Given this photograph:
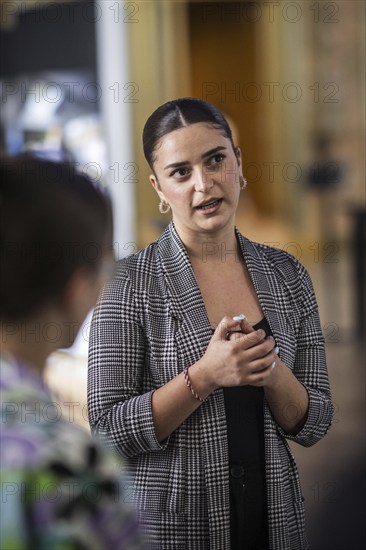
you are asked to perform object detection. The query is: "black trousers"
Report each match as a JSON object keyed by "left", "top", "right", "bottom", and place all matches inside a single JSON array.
[{"left": 229, "top": 463, "right": 269, "bottom": 550}]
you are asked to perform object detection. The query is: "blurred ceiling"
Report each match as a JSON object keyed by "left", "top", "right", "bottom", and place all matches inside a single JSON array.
[
  {"left": 0, "top": 0, "right": 96, "bottom": 76},
  {"left": 0, "top": 0, "right": 76, "bottom": 29}
]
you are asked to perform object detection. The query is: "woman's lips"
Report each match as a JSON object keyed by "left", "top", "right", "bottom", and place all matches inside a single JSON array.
[{"left": 195, "top": 198, "right": 223, "bottom": 214}]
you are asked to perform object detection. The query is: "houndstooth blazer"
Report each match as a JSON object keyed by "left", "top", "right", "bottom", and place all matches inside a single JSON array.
[{"left": 88, "top": 221, "right": 333, "bottom": 550}]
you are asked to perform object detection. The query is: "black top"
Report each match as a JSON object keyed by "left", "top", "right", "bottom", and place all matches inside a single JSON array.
[{"left": 223, "top": 317, "right": 273, "bottom": 465}]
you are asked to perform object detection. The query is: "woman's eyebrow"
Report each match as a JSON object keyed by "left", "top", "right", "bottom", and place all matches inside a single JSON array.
[
  {"left": 164, "top": 146, "right": 227, "bottom": 170},
  {"left": 201, "top": 145, "right": 227, "bottom": 159},
  {"left": 164, "top": 160, "right": 189, "bottom": 170}
]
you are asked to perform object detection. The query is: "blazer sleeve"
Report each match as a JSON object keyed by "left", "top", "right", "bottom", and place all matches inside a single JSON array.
[
  {"left": 277, "top": 261, "right": 334, "bottom": 447},
  {"left": 87, "top": 267, "right": 170, "bottom": 458}
]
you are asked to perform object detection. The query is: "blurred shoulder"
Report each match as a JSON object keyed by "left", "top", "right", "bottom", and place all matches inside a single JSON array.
[{"left": 1, "top": 393, "right": 117, "bottom": 474}]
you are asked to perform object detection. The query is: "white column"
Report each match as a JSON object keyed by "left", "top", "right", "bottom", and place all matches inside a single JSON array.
[
  {"left": 60, "top": 2, "right": 135, "bottom": 359},
  {"left": 95, "top": 0, "right": 135, "bottom": 257}
]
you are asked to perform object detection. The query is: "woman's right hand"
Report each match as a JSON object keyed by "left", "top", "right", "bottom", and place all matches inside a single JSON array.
[
  {"left": 193, "top": 316, "right": 277, "bottom": 393},
  {"left": 151, "top": 316, "right": 277, "bottom": 443}
]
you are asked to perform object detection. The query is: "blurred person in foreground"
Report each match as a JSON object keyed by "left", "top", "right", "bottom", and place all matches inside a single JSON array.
[
  {"left": 0, "top": 156, "right": 143, "bottom": 549},
  {"left": 88, "top": 98, "right": 333, "bottom": 550}
]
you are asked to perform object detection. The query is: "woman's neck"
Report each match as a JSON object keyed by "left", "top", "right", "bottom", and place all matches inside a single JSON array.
[{"left": 175, "top": 221, "right": 240, "bottom": 264}]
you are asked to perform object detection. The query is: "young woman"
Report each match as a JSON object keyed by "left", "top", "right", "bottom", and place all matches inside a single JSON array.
[
  {"left": 88, "top": 98, "right": 333, "bottom": 550},
  {"left": 0, "top": 156, "right": 142, "bottom": 549}
]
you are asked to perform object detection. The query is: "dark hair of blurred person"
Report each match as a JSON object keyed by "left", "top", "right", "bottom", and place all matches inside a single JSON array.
[
  {"left": 0, "top": 155, "right": 143, "bottom": 549},
  {"left": 1, "top": 155, "right": 113, "bottom": 321}
]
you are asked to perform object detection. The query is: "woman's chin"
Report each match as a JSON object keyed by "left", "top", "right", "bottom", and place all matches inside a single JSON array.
[{"left": 194, "top": 211, "right": 233, "bottom": 233}]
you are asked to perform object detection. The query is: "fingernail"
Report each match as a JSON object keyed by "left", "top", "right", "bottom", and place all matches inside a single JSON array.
[
  {"left": 271, "top": 361, "right": 276, "bottom": 369},
  {"left": 275, "top": 346, "right": 279, "bottom": 354},
  {"left": 233, "top": 314, "right": 246, "bottom": 321}
]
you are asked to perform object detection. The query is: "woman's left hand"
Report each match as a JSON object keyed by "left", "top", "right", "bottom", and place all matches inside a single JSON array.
[{"left": 227, "top": 318, "right": 279, "bottom": 388}]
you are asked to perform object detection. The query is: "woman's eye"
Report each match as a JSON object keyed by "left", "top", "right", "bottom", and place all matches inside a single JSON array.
[
  {"left": 170, "top": 167, "right": 190, "bottom": 178},
  {"left": 206, "top": 154, "right": 226, "bottom": 170}
]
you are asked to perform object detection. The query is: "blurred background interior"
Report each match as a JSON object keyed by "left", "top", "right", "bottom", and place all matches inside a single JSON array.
[{"left": 1, "top": 1, "right": 365, "bottom": 548}]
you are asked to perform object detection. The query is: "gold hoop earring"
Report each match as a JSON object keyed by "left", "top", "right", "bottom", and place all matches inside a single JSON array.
[
  {"left": 159, "top": 199, "right": 171, "bottom": 214},
  {"left": 240, "top": 176, "right": 247, "bottom": 190}
]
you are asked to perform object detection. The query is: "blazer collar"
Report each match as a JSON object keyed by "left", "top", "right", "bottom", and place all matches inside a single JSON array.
[
  {"left": 156, "top": 222, "right": 213, "bottom": 365},
  {"left": 157, "top": 222, "right": 207, "bottom": 323},
  {"left": 235, "top": 228, "right": 285, "bottom": 344},
  {"left": 157, "top": 222, "right": 284, "bottom": 343}
]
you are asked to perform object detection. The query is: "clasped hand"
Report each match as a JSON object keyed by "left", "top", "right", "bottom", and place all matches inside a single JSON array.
[{"left": 200, "top": 315, "right": 279, "bottom": 391}]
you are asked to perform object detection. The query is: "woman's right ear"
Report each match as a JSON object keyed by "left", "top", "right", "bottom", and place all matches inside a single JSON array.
[
  {"left": 150, "top": 174, "right": 166, "bottom": 203},
  {"left": 235, "top": 146, "right": 242, "bottom": 167},
  {"left": 149, "top": 173, "right": 159, "bottom": 192}
]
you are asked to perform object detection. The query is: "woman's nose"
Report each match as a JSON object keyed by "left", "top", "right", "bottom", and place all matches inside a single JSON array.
[{"left": 193, "top": 169, "right": 214, "bottom": 192}]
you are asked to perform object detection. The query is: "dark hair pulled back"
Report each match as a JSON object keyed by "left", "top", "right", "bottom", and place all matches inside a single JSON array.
[{"left": 142, "top": 98, "right": 236, "bottom": 170}]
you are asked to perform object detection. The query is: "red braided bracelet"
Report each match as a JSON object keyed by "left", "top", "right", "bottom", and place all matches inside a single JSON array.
[{"left": 183, "top": 367, "right": 207, "bottom": 403}]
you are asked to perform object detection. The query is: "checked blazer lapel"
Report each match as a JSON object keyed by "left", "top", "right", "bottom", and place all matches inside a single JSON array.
[
  {"left": 156, "top": 222, "right": 214, "bottom": 366},
  {"left": 236, "top": 229, "right": 289, "bottom": 361}
]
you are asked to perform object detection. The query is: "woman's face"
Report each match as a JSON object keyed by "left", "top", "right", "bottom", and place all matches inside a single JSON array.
[{"left": 150, "top": 122, "right": 243, "bottom": 237}]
